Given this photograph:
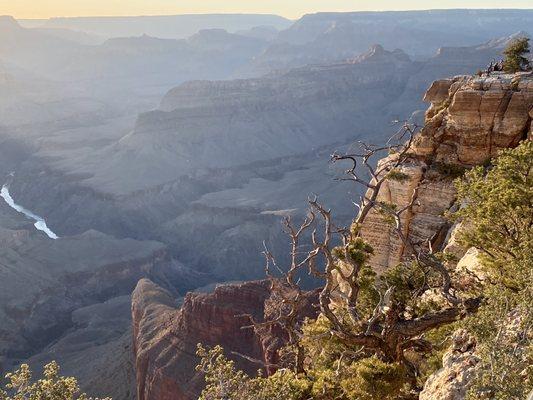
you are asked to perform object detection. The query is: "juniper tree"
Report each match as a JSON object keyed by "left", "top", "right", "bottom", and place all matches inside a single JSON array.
[
  {"left": 456, "top": 141, "right": 533, "bottom": 400},
  {"left": 198, "top": 123, "right": 485, "bottom": 399},
  {"left": 503, "top": 37, "right": 531, "bottom": 73}
]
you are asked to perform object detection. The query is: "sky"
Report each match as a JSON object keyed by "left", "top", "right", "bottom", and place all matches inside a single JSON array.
[{"left": 1, "top": 0, "right": 533, "bottom": 20}]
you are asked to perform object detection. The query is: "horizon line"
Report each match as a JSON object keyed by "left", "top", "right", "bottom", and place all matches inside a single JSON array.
[{"left": 9, "top": 7, "right": 533, "bottom": 21}]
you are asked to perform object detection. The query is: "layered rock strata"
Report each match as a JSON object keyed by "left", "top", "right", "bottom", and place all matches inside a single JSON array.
[
  {"left": 360, "top": 72, "right": 533, "bottom": 272},
  {"left": 132, "top": 279, "right": 318, "bottom": 400}
]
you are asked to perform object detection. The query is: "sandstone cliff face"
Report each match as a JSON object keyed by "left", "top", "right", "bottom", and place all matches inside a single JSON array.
[
  {"left": 361, "top": 72, "right": 533, "bottom": 272},
  {"left": 415, "top": 72, "right": 533, "bottom": 165}
]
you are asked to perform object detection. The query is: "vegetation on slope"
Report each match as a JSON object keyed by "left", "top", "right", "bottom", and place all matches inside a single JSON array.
[
  {"left": 456, "top": 141, "right": 533, "bottom": 399},
  {"left": 197, "top": 138, "right": 532, "bottom": 399},
  {"left": 0, "top": 362, "right": 109, "bottom": 400},
  {"left": 503, "top": 37, "right": 531, "bottom": 73}
]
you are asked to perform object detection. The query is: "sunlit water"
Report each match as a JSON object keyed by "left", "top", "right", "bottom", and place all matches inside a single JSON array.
[{"left": 0, "top": 184, "right": 59, "bottom": 239}]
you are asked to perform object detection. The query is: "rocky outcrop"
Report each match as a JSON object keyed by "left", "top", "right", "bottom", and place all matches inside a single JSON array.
[
  {"left": 420, "top": 329, "right": 480, "bottom": 400},
  {"left": 132, "top": 280, "right": 270, "bottom": 400},
  {"left": 361, "top": 72, "right": 533, "bottom": 271},
  {"left": 132, "top": 279, "right": 319, "bottom": 400},
  {"left": 359, "top": 159, "right": 457, "bottom": 272},
  {"left": 415, "top": 72, "right": 533, "bottom": 165}
]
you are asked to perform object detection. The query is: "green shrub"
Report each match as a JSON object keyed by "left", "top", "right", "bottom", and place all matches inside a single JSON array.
[
  {"left": 0, "top": 362, "right": 108, "bottom": 400},
  {"left": 340, "top": 357, "right": 407, "bottom": 400},
  {"left": 455, "top": 140, "right": 533, "bottom": 399},
  {"left": 455, "top": 141, "right": 532, "bottom": 289},
  {"left": 386, "top": 169, "right": 411, "bottom": 183},
  {"left": 433, "top": 161, "right": 467, "bottom": 179},
  {"left": 196, "top": 345, "right": 310, "bottom": 400},
  {"left": 503, "top": 37, "right": 531, "bottom": 73}
]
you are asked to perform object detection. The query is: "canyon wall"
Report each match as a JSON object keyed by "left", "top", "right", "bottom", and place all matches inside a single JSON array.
[
  {"left": 131, "top": 72, "right": 532, "bottom": 399},
  {"left": 132, "top": 279, "right": 319, "bottom": 400},
  {"left": 132, "top": 280, "right": 269, "bottom": 400},
  {"left": 360, "top": 72, "right": 533, "bottom": 272}
]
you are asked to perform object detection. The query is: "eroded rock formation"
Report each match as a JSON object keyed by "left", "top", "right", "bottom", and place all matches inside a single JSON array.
[
  {"left": 361, "top": 72, "right": 533, "bottom": 272},
  {"left": 132, "top": 279, "right": 318, "bottom": 400},
  {"left": 131, "top": 73, "right": 532, "bottom": 400},
  {"left": 132, "top": 279, "right": 269, "bottom": 400}
]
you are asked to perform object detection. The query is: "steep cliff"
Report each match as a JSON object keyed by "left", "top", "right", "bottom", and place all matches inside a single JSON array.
[
  {"left": 132, "top": 280, "right": 270, "bottom": 400},
  {"left": 132, "top": 279, "right": 319, "bottom": 400},
  {"left": 131, "top": 72, "right": 532, "bottom": 400},
  {"left": 360, "top": 72, "right": 533, "bottom": 272}
]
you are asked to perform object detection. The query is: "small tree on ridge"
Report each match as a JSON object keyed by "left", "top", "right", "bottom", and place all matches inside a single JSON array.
[{"left": 503, "top": 37, "right": 531, "bottom": 73}]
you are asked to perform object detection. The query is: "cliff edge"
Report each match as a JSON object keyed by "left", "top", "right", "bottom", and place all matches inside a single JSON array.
[{"left": 360, "top": 72, "right": 532, "bottom": 272}]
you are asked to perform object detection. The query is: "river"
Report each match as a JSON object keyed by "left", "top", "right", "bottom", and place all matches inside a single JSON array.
[{"left": 0, "top": 184, "right": 59, "bottom": 239}]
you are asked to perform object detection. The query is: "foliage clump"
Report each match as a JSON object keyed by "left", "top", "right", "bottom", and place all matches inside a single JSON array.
[
  {"left": 386, "top": 168, "right": 411, "bottom": 183},
  {"left": 455, "top": 140, "right": 533, "bottom": 400},
  {"left": 503, "top": 37, "right": 531, "bottom": 73},
  {"left": 455, "top": 140, "right": 532, "bottom": 289},
  {"left": 196, "top": 345, "right": 310, "bottom": 400},
  {"left": 432, "top": 162, "right": 467, "bottom": 179},
  {"left": 0, "top": 362, "right": 109, "bottom": 400},
  {"left": 196, "top": 342, "right": 410, "bottom": 400}
]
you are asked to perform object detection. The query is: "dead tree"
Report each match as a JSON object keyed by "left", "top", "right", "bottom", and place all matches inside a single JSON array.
[{"left": 244, "top": 122, "right": 481, "bottom": 379}]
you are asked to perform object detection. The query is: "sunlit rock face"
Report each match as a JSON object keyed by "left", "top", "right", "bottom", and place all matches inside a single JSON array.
[
  {"left": 415, "top": 72, "right": 533, "bottom": 165},
  {"left": 132, "top": 280, "right": 270, "bottom": 400},
  {"left": 419, "top": 329, "right": 480, "bottom": 400},
  {"left": 360, "top": 73, "right": 533, "bottom": 272}
]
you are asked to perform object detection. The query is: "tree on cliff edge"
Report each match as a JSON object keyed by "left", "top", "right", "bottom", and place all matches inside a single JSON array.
[
  {"left": 456, "top": 141, "right": 533, "bottom": 400},
  {"left": 197, "top": 123, "right": 486, "bottom": 399},
  {"left": 503, "top": 37, "right": 531, "bottom": 73},
  {"left": 198, "top": 139, "right": 532, "bottom": 400}
]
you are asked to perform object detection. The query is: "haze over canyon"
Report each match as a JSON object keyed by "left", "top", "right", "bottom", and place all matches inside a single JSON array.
[{"left": 0, "top": 8, "right": 532, "bottom": 400}]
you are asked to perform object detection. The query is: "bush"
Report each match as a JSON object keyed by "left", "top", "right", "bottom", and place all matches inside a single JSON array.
[
  {"left": 455, "top": 140, "right": 533, "bottom": 399},
  {"left": 433, "top": 161, "right": 467, "bottom": 179},
  {"left": 455, "top": 140, "right": 532, "bottom": 289},
  {"left": 386, "top": 169, "right": 411, "bottom": 182},
  {"left": 340, "top": 357, "right": 407, "bottom": 400},
  {"left": 503, "top": 37, "right": 531, "bottom": 73},
  {"left": 0, "top": 362, "right": 109, "bottom": 400},
  {"left": 196, "top": 345, "right": 310, "bottom": 400}
]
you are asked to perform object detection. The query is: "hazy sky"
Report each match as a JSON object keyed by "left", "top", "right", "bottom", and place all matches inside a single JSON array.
[{"left": 1, "top": 0, "right": 532, "bottom": 19}]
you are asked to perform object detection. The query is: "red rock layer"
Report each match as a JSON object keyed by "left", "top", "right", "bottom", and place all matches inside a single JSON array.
[
  {"left": 132, "top": 279, "right": 319, "bottom": 400},
  {"left": 132, "top": 279, "right": 271, "bottom": 400}
]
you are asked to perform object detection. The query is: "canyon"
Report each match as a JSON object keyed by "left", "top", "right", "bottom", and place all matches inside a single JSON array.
[
  {"left": 131, "top": 72, "right": 533, "bottom": 399},
  {"left": 0, "top": 9, "right": 532, "bottom": 400}
]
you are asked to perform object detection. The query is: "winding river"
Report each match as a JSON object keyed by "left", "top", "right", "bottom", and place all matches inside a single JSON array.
[{"left": 0, "top": 184, "right": 59, "bottom": 239}]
